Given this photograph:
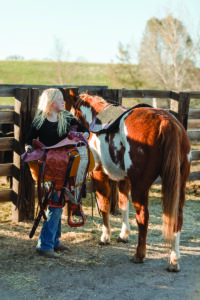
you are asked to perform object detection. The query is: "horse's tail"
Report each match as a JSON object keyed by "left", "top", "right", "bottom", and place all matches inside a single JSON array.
[{"left": 160, "top": 117, "right": 183, "bottom": 241}]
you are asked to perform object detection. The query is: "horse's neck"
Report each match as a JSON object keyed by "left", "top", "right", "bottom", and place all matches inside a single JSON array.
[
  {"left": 92, "top": 101, "right": 110, "bottom": 114},
  {"left": 79, "top": 97, "right": 110, "bottom": 127},
  {"left": 85, "top": 101, "right": 110, "bottom": 132}
]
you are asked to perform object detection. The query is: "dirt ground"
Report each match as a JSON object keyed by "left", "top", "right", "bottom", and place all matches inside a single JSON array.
[{"left": 0, "top": 178, "right": 200, "bottom": 300}]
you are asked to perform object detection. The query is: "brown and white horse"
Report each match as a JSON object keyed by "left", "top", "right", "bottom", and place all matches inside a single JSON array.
[{"left": 69, "top": 92, "right": 191, "bottom": 271}]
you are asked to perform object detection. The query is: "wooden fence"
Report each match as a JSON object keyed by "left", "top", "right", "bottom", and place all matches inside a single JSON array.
[{"left": 0, "top": 84, "right": 200, "bottom": 222}]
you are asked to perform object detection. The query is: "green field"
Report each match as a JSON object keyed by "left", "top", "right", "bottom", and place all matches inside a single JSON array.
[
  {"left": 0, "top": 60, "right": 112, "bottom": 86},
  {"left": 0, "top": 60, "right": 199, "bottom": 108},
  {"left": 0, "top": 60, "right": 144, "bottom": 107},
  {"left": 0, "top": 60, "right": 115, "bottom": 106}
]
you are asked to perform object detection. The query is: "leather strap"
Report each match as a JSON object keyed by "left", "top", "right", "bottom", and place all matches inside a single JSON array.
[
  {"left": 29, "top": 182, "right": 55, "bottom": 238},
  {"left": 58, "top": 154, "right": 75, "bottom": 205},
  {"left": 37, "top": 160, "right": 48, "bottom": 220},
  {"left": 75, "top": 145, "right": 91, "bottom": 204}
]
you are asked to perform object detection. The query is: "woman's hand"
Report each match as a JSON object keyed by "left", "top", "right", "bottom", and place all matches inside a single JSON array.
[
  {"left": 82, "top": 132, "right": 90, "bottom": 139},
  {"left": 25, "top": 145, "right": 33, "bottom": 152}
]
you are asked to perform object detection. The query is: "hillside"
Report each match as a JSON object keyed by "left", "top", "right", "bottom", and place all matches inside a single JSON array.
[
  {"left": 0, "top": 60, "right": 199, "bottom": 108},
  {"left": 0, "top": 60, "right": 146, "bottom": 108},
  {"left": 0, "top": 60, "right": 112, "bottom": 87}
]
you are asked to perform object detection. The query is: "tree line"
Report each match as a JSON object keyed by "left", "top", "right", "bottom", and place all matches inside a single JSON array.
[
  {"left": 4, "top": 14, "right": 200, "bottom": 97},
  {"left": 109, "top": 14, "right": 200, "bottom": 93}
]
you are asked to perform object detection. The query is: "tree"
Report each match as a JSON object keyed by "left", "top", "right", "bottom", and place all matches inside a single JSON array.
[
  {"left": 51, "top": 38, "right": 90, "bottom": 86},
  {"left": 138, "top": 14, "right": 200, "bottom": 92},
  {"left": 108, "top": 42, "right": 144, "bottom": 89},
  {"left": 6, "top": 55, "right": 24, "bottom": 60},
  {"left": 52, "top": 37, "right": 70, "bottom": 85},
  {"left": 113, "top": 14, "right": 200, "bottom": 93}
]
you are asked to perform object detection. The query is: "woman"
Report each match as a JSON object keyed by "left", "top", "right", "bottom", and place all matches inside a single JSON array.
[{"left": 25, "top": 88, "right": 89, "bottom": 259}]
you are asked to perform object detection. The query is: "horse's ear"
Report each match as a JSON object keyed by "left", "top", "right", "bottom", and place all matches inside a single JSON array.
[
  {"left": 62, "top": 88, "right": 78, "bottom": 111},
  {"left": 85, "top": 90, "right": 90, "bottom": 95},
  {"left": 69, "top": 88, "right": 79, "bottom": 99}
]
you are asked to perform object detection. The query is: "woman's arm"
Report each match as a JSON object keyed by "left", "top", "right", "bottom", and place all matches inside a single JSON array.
[
  {"left": 70, "top": 118, "right": 90, "bottom": 134},
  {"left": 25, "top": 123, "right": 39, "bottom": 147}
]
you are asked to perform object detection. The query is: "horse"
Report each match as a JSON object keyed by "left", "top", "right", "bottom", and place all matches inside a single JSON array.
[{"left": 67, "top": 92, "right": 191, "bottom": 272}]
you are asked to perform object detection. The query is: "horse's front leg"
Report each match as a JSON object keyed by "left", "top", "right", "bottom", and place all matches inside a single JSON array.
[
  {"left": 100, "top": 211, "right": 111, "bottom": 245},
  {"left": 91, "top": 168, "right": 111, "bottom": 245},
  {"left": 117, "top": 180, "right": 130, "bottom": 243}
]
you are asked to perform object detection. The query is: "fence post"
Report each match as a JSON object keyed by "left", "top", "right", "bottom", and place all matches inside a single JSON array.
[
  {"left": 102, "top": 89, "right": 122, "bottom": 105},
  {"left": 170, "top": 92, "right": 190, "bottom": 130},
  {"left": 177, "top": 92, "right": 190, "bottom": 130},
  {"left": 12, "top": 88, "right": 39, "bottom": 221},
  {"left": 152, "top": 98, "right": 157, "bottom": 108}
]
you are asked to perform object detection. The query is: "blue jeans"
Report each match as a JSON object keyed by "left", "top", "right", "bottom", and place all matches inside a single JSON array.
[{"left": 36, "top": 191, "right": 63, "bottom": 252}]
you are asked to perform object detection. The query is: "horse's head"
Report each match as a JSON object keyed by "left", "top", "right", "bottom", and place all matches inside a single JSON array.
[
  {"left": 62, "top": 89, "right": 109, "bottom": 129},
  {"left": 72, "top": 93, "right": 108, "bottom": 129},
  {"left": 62, "top": 88, "right": 79, "bottom": 113}
]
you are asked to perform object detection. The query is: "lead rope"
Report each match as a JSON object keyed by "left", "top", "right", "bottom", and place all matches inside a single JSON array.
[{"left": 90, "top": 171, "right": 102, "bottom": 217}]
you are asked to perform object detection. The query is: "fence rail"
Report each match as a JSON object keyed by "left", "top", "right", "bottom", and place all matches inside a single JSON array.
[
  {"left": 0, "top": 85, "right": 200, "bottom": 222},
  {"left": 0, "top": 84, "right": 108, "bottom": 97}
]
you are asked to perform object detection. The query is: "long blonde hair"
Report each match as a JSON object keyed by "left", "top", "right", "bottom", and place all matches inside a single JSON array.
[{"left": 33, "top": 88, "right": 73, "bottom": 136}]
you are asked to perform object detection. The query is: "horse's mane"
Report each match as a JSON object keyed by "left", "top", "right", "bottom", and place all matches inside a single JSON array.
[{"left": 78, "top": 93, "right": 108, "bottom": 114}]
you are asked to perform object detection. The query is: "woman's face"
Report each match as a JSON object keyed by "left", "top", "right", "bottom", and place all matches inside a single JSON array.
[{"left": 52, "top": 94, "right": 65, "bottom": 112}]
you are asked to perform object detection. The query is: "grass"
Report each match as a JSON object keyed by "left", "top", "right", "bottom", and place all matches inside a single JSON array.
[
  {"left": 0, "top": 60, "right": 112, "bottom": 106},
  {"left": 0, "top": 60, "right": 111, "bottom": 86},
  {"left": 1, "top": 60, "right": 200, "bottom": 108}
]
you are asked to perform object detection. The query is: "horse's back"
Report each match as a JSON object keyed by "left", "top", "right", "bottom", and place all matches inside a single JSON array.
[
  {"left": 120, "top": 107, "right": 190, "bottom": 182},
  {"left": 123, "top": 107, "right": 190, "bottom": 148}
]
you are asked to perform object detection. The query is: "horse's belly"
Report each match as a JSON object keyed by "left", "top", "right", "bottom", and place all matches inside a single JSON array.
[{"left": 102, "top": 160, "right": 127, "bottom": 180}]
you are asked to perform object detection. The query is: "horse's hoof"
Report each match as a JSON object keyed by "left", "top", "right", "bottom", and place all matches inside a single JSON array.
[
  {"left": 117, "top": 236, "right": 128, "bottom": 243},
  {"left": 130, "top": 255, "right": 144, "bottom": 264},
  {"left": 168, "top": 263, "right": 180, "bottom": 272},
  {"left": 98, "top": 241, "right": 110, "bottom": 246}
]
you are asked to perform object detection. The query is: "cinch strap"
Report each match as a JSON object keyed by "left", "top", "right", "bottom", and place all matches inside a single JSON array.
[{"left": 74, "top": 145, "right": 89, "bottom": 203}]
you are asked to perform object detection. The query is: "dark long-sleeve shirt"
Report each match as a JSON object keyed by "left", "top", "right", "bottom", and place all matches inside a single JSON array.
[{"left": 25, "top": 117, "right": 89, "bottom": 147}]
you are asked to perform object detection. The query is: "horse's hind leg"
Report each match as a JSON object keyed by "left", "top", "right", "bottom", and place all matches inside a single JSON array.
[
  {"left": 117, "top": 179, "right": 130, "bottom": 243},
  {"left": 168, "top": 157, "right": 191, "bottom": 272},
  {"left": 91, "top": 168, "right": 111, "bottom": 244},
  {"left": 168, "top": 181, "right": 186, "bottom": 272},
  {"left": 130, "top": 185, "right": 150, "bottom": 263}
]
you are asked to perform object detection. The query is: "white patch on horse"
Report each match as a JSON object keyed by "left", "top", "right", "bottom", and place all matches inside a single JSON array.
[
  {"left": 169, "top": 231, "right": 181, "bottom": 272},
  {"left": 101, "top": 224, "right": 111, "bottom": 243},
  {"left": 89, "top": 109, "right": 133, "bottom": 179},
  {"left": 89, "top": 134, "right": 102, "bottom": 167},
  {"left": 101, "top": 133, "right": 127, "bottom": 180},
  {"left": 119, "top": 201, "right": 130, "bottom": 241},
  {"left": 80, "top": 106, "right": 93, "bottom": 125},
  {"left": 89, "top": 131, "right": 126, "bottom": 179},
  {"left": 122, "top": 123, "right": 132, "bottom": 172},
  {"left": 187, "top": 151, "right": 192, "bottom": 163}
]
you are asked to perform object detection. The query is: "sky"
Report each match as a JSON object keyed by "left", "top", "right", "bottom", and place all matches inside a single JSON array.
[{"left": 0, "top": 0, "right": 199, "bottom": 63}]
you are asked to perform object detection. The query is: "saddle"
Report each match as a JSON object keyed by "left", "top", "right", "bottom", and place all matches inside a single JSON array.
[
  {"left": 21, "top": 132, "right": 95, "bottom": 230},
  {"left": 89, "top": 103, "right": 152, "bottom": 133}
]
